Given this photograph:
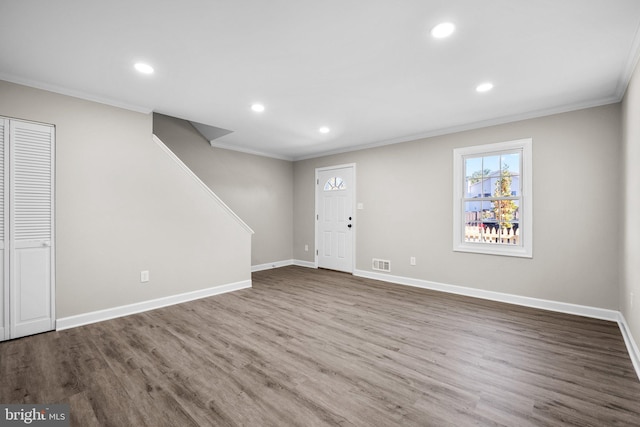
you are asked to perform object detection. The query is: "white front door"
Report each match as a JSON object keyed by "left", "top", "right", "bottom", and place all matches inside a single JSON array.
[{"left": 316, "top": 165, "right": 355, "bottom": 273}]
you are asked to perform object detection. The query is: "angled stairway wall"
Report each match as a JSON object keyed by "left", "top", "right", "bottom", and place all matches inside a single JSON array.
[{"left": 153, "top": 113, "right": 294, "bottom": 268}]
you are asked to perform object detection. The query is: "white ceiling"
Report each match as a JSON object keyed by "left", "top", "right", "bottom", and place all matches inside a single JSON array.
[{"left": 1, "top": 0, "right": 640, "bottom": 160}]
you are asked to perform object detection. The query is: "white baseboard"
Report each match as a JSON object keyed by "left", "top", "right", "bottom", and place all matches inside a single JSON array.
[
  {"left": 617, "top": 313, "right": 640, "bottom": 381},
  {"left": 252, "top": 259, "right": 294, "bottom": 272},
  {"left": 293, "top": 259, "right": 316, "bottom": 268},
  {"left": 251, "top": 259, "right": 316, "bottom": 272},
  {"left": 353, "top": 269, "right": 619, "bottom": 321},
  {"left": 56, "top": 279, "right": 251, "bottom": 331}
]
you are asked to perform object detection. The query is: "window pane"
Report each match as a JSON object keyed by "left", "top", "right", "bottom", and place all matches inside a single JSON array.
[
  {"left": 498, "top": 199, "right": 520, "bottom": 245},
  {"left": 500, "top": 152, "right": 520, "bottom": 196},
  {"left": 507, "top": 175, "right": 520, "bottom": 196},
  {"left": 464, "top": 157, "right": 483, "bottom": 198},
  {"left": 502, "top": 152, "right": 520, "bottom": 175},
  {"left": 465, "top": 177, "right": 480, "bottom": 198},
  {"left": 482, "top": 200, "right": 495, "bottom": 224},
  {"left": 492, "top": 170, "right": 518, "bottom": 197},
  {"left": 463, "top": 201, "right": 483, "bottom": 242},
  {"left": 324, "top": 176, "right": 345, "bottom": 191},
  {"left": 492, "top": 198, "right": 518, "bottom": 228},
  {"left": 482, "top": 155, "right": 500, "bottom": 179},
  {"left": 465, "top": 157, "right": 482, "bottom": 178},
  {"left": 464, "top": 201, "right": 483, "bottom": 225}
]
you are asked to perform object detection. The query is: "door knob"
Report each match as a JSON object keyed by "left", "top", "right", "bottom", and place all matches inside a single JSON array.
[
  {"left": 348, "top": 217, "right": 352, "bottom": 220},
  {"left": 347, "top": 224, "right": 352, "bottom": 228}
]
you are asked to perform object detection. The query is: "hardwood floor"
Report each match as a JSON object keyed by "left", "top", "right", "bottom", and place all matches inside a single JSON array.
[{"left": 1, "top": 266, "right": 639, "bottom": 426}]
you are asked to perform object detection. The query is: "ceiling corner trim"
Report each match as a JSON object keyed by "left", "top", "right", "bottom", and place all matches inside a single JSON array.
[
  {"left": 0, "top": 73, "right": 154, "bottom": 114},
  {"left": 209, "top": 141, "right": 294, "bottom": 162},
  {"left": 616, "top": 19, "right": 640, "bottom": 100}
]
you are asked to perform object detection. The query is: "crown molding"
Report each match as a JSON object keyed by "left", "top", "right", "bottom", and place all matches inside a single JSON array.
[
  {"left": 293, "top": 95, "right": 621, "bottom": 161},
  {"left": 0, "top": 73, "right": 153, "bottom": 114},
  {"left": 209, "top": 140, "right": 294, "bottom": 161}
]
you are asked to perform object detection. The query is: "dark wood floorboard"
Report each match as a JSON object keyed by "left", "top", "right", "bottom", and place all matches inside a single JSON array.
[{"left": 1, "top": 266, "right": 639, "bottom": 426}]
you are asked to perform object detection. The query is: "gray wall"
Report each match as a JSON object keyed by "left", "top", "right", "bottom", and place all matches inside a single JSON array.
[
  {"left": 153, "top": 114, "right": 293, "bottom": 267},
  {"left": 0, "top": 77, "right": 629, "bottom": 326},
  {"left": 0, "top": 80, "right": 251, "bottom": 318},
  {"left": 622, "top": 59, "right": 640, "bottom": 347},
  {"left": 294, "top": 104, "right": 621, "bottom": 309}
]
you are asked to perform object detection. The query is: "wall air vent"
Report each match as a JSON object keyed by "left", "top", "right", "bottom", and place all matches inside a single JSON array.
[{"left": 372, "top": 258, "right": 391, "bottom": 272}]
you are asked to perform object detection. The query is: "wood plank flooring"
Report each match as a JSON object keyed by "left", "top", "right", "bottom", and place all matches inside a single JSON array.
[{"left": 1, "top": 266, "right": 639, "bottom": 426}]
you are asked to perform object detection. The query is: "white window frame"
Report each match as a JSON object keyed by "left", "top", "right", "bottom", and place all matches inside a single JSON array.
[{"left": 453, "top": 138, "right": 533, "bottom": 258}]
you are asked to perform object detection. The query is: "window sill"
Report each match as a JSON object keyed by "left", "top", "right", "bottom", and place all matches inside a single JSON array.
[{"left": 453, "top": 242, "right": 532, "bottom": 258}]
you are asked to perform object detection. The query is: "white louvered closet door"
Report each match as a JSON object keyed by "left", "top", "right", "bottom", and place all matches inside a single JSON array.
[
  {"left": 8, "top": 119, "right": 55, "bottom": 339},
  {"left": 0, "top": 119, "right": 7, "bottom": 341}
]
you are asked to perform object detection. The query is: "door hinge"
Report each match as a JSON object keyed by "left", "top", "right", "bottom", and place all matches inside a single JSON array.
[
  {"left": 316, "top": 249, "right": 318, "bottom": 255},
  {"left": 316, "top": 214, "right": 319, "bottom": 220},
  {"left": 317, "top": 178, "right": 319, "bottom": 185}
]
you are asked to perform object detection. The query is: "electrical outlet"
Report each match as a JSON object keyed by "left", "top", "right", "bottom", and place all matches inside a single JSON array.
[
  {"left": 410, "top": 257, "right": 416, "bottom": 266},
  {"left": 140, "top": 270, "right": 149, "bottom": 283}
]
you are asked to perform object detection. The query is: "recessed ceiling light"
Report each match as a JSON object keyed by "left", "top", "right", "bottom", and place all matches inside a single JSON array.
[
  {"left": 134, "top": 62, "right": 154, "bottom": 74},
  {"left": 476, "top": 82, "right": 494, "bottom": 93},
  {"left": 431, "top": 22, "right": 455, "bottom": 39},
  {"left": 251, "top": 103, "right": 265, "bottom": 113},
  {"left": 319, "top": 126, "right": 330, "bottom": 134}
]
